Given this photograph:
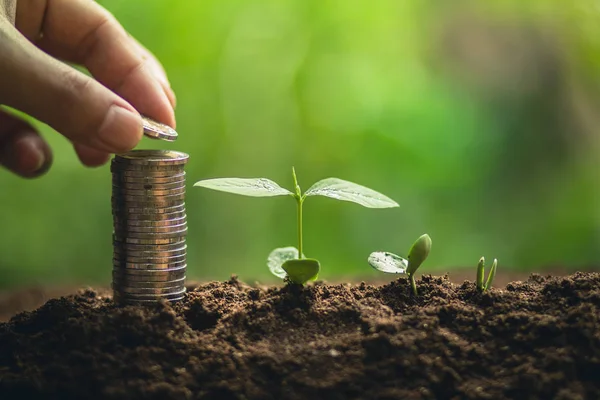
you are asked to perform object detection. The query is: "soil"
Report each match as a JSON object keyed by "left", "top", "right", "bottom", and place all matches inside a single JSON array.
[{"left": 0, "top": 272, "right": 599, "bottom": 400}]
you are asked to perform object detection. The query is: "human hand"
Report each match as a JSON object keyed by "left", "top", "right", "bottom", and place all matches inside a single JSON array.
[{"left": 0, "top": 0, "right": 176, "bottom": 178}]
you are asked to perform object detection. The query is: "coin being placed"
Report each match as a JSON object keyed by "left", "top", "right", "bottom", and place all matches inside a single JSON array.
[{"left": 142, "top": 116, "right": 178, "bottom": 141}]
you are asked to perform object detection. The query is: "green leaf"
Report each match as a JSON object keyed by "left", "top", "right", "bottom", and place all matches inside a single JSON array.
[
  {"left": 476, "top": 257, "right": 485, "bottom": 291},
  {"left": 194, "top": 178, "right": 293, "bottom": 197},
  {"left": 304, "top": 178, "right": 399, "bottom": 208},
  {"left": 485, "top": 258, "right": 497, "bottom": 291},
  {"left": 406, "top": 234, "right": 432, "bottom": 275},
  {"left": 368, "top": 252, "right": 408, "bottom": 274},
  {"left": 282, "top": 258, "right": 321, "bottom": 285},
  {"left": 267, "top": 247, "right": 303, "bottom": 279}
]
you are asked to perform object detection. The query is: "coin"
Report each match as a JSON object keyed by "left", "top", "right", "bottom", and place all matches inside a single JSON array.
[
  {"left": 113, "top": 246, "right": 186, "bottom": 258},
  {"left": 112, "top": 260, "right": 187, "bottom": 270},
  {"left": 112, "top": 173, "right": 186, "bottom": 184},
  {"left": 112, "top": 273, "right": 186, "bottom": 283},
  {"left": 113, "top": 288, "right": 186, "bottom": 300},
  {"left": 112, "top": 187, "right": 186, "bottom": 197},
  {"left": 113, "top": 253, "right": 186, "bottom": 263},
  {"left": 111, "top": 181, "right": 186, "bottom": 191},
  {"left": 112, "top": 204, "right": 186, "bottom": 214},
  {"left": 113, "top": 241, "right": 187, "bottom": 252},
  {"left": 114, "top": 150, "right": 188, "bottom": 166},
  {"left": 112, "top": 265, "right": 187, "bottom": 275},
  {"left": 112, "top": 283, "right": 185, "bottom": 295},
  {"left": 113, "top": 216, "right": 187, "bottom": 228},
  {"left": 111, "top": 169, "right": 185, "bottom": 178},
  {"left": 141, "top": 117, "right": 178, "bottom": 141},
  {"left": 113, "top": 221, "right": 187, "bottom": 233},
  {"left": 112, "top": 277, "right": 186, "bottom": 288}
]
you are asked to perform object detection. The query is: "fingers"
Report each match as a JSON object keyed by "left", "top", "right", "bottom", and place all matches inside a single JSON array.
[
  {"left": 0, "top": 109, "right": 52, "bottom": 178},
  {"left": 37, "top": 0, "right": 175, "bottom": 127},
  {"left": 0, "top": 22, "right": 143, "bottom": 153},
  {"left": 73, "top": 143, "right": 110, "bottom": 167}
]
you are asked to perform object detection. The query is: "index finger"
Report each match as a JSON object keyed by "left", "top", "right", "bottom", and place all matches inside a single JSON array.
[{"left": 36, "top": 0, "right": 175, "bottom": 127}]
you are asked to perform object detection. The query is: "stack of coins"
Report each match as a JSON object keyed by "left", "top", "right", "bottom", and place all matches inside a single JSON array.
[{"left": 111, "top": 149, "right": 189, "bottom": 305}]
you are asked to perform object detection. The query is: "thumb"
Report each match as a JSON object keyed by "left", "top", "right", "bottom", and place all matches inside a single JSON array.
[{"left": 0, "top": 22, "right": 142, "bottom": 154}]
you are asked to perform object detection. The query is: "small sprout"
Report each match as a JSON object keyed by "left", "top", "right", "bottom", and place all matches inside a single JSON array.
[
  {"left": 282, "top": 258, "right": 321, "bottom": 285},
  {"left": 406, "top": 234, "right": 432, "bottom": 296},
  {"left": 476, "top": 257, "right": 498, "bottom": 292},
  {"left": 368, "top": 233, "right": 432, "bottom": 296},
  {"left": 196, "top": 168, "right": 398, "bottom": 285}
]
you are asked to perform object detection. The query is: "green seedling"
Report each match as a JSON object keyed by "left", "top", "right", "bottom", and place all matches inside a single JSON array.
[
  {"left": 195, "top": 168, "right": 398, "bottom": 285},
  {"left": 368, "top": 234, "right": 432, "bottom": 296},
  {"left": 476, "top": 257, "right": 497, "bottom": 292}
]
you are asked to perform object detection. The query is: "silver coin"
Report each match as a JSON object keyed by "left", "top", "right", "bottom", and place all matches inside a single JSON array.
[
  {"left": 113, "top": 222, "right": 187, "bottom": 234},
  {"left": 110, "top": 163, "right": 186, "bottom": 174},
  {"left": 113, "top": 251, "right": 187, "bottom": 261},
  {"left": 111, "top": 181, "right": 186, "bottom": 191},
  {"left": 112, "top": 278, "right": 186, "bottom": 289},
  {"left": 114, "top": 149, "right": 188, "bottom": 166},
  {"left": 112, "top": 284, "right": 184, "bottom": 295},
  {"left": 112, "top": 265, "right": 187, "bottom": 275},
  {"left": 111, "top": 201, "right": 185, "bottom": 211},
  {"left": 112, "top": 187, "right": 186, "bottom": 196},
  {"left": 113, "top": 227, "right": 187, "bottom": 240},
  {"left": 112, "top": 192, "right": 186, "bottom": 202},
  {"left": 112, "top": 269, "right": 186, "bottom": 280},
  {"left": 113, "top": 216, "right": 187, "bottom": 228},
  {"left": 111, "top": 169, "right": 185, "bottom": 178},
  {"left": 114, "top": 296, "right": 185, "bottom": 305},
  {"left": 111, "top": 204, "right": 186, "bottom": 215},
  {"left": 112, "top": 235, "right": 186, "bottom": 245},
  {"left": 140, "top": 117, "right": 178, "bottom": 142},
  {"left": 112, "top": 241, "right": 186, "bottom": 252},
  {"left": 113, "top": 254, "right": 186, "bottom": 264},
  {"left": 113, "top": 259, "right": 187, "bottom": 270},
  {"left": 113, "top": 211, "right": 186, "bottom": 222},
  {"left": 112, "top": 173, "right": 186, "bottom": 184},
  {"left": 113, "top": 288, "right": 186, "bottom": 300},
  {"left": 113, "top": 243, "right": 187, "bottom": 254}
]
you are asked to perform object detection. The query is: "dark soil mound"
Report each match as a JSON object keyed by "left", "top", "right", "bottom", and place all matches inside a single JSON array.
[{"left": 0, "top": 272, "right": 599, "bottom": 400}]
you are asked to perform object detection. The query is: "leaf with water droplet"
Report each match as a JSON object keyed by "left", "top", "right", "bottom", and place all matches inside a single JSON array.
[
  {"left": 368, "top": 252, "right": 408, "bottom": 274},
  {"left": 194, "top": 178, "right": 293, "bottom": 197},
  {"left": 282, "top": 258, "right": 321, "bottom": 285},
  {"left": 304, "top": 178, "right": 399, "bottom": 208},
  {"left": 267, "top": 247, "right": 304, "bottom": 279}
]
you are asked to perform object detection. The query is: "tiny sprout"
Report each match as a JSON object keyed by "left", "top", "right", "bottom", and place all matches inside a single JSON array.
[
  {"left": 368, "top": 233, "right": 432, "bottom": 296},
  {"left": 476, "top": 257, "right": 497, "bottom": 292},
  {"left": 195, "top": 167, "right": 398, "bottom": 285}
]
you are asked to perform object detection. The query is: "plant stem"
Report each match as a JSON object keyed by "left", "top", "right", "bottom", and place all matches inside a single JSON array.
[
  {"left": 292, "top": 167, "right": 304, "bottom": 259},
  {"left": 297, "top": 197, "right": 303, "bottom": 258},
  {"left": 409, "top": 273, "right": 418, "bottom": 296}
]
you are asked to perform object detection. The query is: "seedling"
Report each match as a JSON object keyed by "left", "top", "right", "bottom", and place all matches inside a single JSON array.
[
  {"left": 368, "top": 234, "right": 432, "bottom": 296},
  {"left": 195, "top": 168, "right": 398, "bottom": 285},
  {"left": 476, "top": 257, "right": 497, "bottom": 292}
]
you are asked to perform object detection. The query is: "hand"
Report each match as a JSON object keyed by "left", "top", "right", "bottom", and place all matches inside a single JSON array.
[{"left": 0, "top": 0, "right": 176, "bottom": 178}]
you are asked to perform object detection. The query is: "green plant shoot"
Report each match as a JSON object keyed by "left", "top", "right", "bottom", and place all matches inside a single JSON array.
[
  {"left": 368, "top": 233, "right": 432, "bottom": 296},
  {"left": 476, "top": 257, "right": 498, "bottom": 292},
  {"left": 195, "top": 168, "right": 399, "bottom": 285}
]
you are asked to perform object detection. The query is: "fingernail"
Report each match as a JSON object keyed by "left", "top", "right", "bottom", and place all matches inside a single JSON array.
[{"left": 98, "top": 105, "right": 142, "bottom": 153}]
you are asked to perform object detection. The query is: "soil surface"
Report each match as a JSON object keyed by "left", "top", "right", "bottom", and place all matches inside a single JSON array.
[{"left": 0, "top": 272, "right": 599, "bottom": 399}]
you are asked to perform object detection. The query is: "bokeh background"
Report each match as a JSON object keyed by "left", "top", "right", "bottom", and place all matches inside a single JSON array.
[{"left": 1, "top": 0, "right": 599, "bottom": 290}]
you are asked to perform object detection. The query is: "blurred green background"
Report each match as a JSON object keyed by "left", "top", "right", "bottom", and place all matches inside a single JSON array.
[{"left": 1, "top": 0, "right": 599, "bottom": 289}]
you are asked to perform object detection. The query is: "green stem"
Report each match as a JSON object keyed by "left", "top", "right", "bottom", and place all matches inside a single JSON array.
[
  {"left": 297, "top": 197, "right": 303, "bottom": 258},
  {"left": 292, "top": 167, "right": 304, "bottom": 259},
  {"left": 409, "top": 273, "right": 418, "bottom": 296}
]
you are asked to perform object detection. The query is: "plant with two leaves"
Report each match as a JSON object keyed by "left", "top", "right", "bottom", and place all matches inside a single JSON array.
[
  {"left": 194, "top": 168, "right": 399, "bottom": 285},
  {"left": 368, "top": 234, "right": 432, "bottom": 296},
  {"left": 476, "top": 257, "right": 497, "bottom": 292}
]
